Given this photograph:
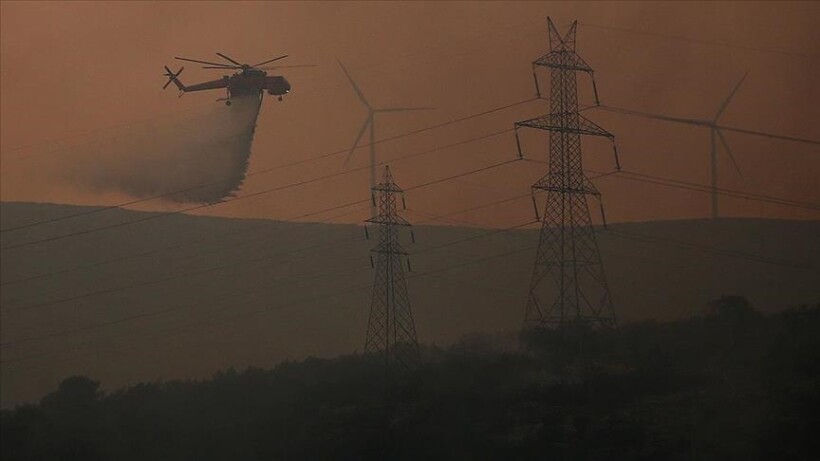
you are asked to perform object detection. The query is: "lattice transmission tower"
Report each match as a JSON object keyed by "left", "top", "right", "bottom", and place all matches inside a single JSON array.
[
  {"left": 363, "top": 166, "right": 420, "bottom": 373},
  {"left": 514, "top": 18, "right": 621, "bottom": 331}
]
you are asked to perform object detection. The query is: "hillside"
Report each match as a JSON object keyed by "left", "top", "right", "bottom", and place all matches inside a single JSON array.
[
  {"left": 3, "top": 307, "right": 819, "bottom": 460},
  {"left": 1, "top": 201, "right": 818, "bottom": 406}
]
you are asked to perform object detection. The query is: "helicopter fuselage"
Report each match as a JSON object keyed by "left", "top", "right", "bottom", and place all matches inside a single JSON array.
[
  {"left": 164, "top": 66, "right": 291, "bottom": 104},
  {"left": 164, "top": 52, "right": 303, "bottom": 104},
  {"left": 227, "top": 69, "right": 290, "bottom": 99}
]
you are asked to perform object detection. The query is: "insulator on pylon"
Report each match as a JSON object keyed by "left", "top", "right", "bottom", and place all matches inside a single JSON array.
[
  {"left": 613, "top": 142, "right": 621, "bottom": 171},
  {"left": 532, "top": 63, "right": 541, "bottom": 98},
  {"left": 402, "top": 196, "right": 407, "bottom": 210},
  {"left": 515, "top": 128, "right": 524, "bottom": 160},
  {"left": 590, "top": 71, "right": 601, "bottom": 106},
  {"left": 371, "top": 193, "right": 376, "bottom": 207},
  {"left": 364, "top": 225, "right": 370, "bottom": 239},
  {"left": 599, "top": 200, "right": 608, "bottom": 229},
  {"left": 531, "top": 193, "right": 540, "bottom": 220},
  {"left": 369, "top": 255, "right": 374, "bottom": 268},
  {"left": 406, "top": 258, "right": 412, "bottom": 272},
  {"left": 410, "top": 229, "right": 416, "bottom": 243}
]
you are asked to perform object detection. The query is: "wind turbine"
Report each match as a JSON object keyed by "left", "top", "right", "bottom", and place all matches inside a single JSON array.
[
  {"left": 337, "top": 59, "right": 432, "bottom": 218},
  {"left": 603, "top": 73, "right": 748, "bottom": 218}
]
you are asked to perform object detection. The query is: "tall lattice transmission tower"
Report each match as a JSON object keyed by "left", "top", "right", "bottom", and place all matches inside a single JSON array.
[
  {"left": 363, "top": 166, "right": 420, "bottom": 373},
  {"left": 514, "top": 18, "right": 620, "bottom": 331}
]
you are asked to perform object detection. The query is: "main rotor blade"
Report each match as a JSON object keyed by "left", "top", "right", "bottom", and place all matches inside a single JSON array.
[
  {"left": 216, "top": 52, "right": 243, "bottom": 66},
  {"left": 202, "top": 66, "right": 241, "bottom": 69},
  {"left": 716, "top": 129, "right": 744, "bottom": 180},
  {"left": 714, "top": 71, "right": 749, "bottom": 122},
  {"left": 344, "top": 117, "right": 372, "bottom": 167},
  {"left": 175, "top": 56, "right": 231, "bottom": 67},
  {"left": 258, "top": 64, "right": 317, "bottom": 70},
  {"left": 336, "top": 59, "right": 371, "bottom": 109},
  {"left": 253, "top": 55, "right": 289, "bottom": 67}
]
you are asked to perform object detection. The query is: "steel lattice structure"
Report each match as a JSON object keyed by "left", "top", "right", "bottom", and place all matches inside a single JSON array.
[
  {"left": 363, "top": 166, "right": 420, "bottom": 373},
  {"left": 514, "top": 18, "right": 620, "bottom": 331}
]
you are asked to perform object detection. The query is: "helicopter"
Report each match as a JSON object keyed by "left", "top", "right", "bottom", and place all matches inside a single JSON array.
[{"left": 163, "top": 52, "right": 310, "bottom": 105}]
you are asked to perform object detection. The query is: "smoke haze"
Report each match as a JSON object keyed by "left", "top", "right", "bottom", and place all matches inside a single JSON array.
[{"left": 62, "top": 95, "right": 261, "bottom": 203}]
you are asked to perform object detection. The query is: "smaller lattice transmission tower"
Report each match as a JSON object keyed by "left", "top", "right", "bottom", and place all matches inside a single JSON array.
[
  {"left": 515, "top": 18, "right": 620, "bottom": 331},
  {"left": 363, "top": 166, "right": 420, "bottom": 374}
]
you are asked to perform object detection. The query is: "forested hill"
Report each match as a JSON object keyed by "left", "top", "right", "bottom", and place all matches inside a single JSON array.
[
  {"left": 1, "top": 201, "right": 819, "bottom": 407},
  {"left": 2, "top": 304, "right": 819, "bottom": 460}
]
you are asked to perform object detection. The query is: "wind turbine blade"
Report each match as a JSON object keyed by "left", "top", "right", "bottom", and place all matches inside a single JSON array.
[
  {"left": 336, "top": 59, "right": 370, "bottom": 109},
  {"left": 716, "top": 124, "right": 820, "bottom": 146},
  {"left": 216, "top": 52, "right": 243, "bottom": 66},
  {"left": 714, "top": 71, "right": 748, "bottom": 121},
  {"left": 175, "top": 56, "right": 229, "bottom": 67},
  {"left": 375, "top": 107, "right": 435, "bottom": 113},
  {"left": 344, "top": 117, "right": 371, "bottom": 167},
  {"left": 253, "top": 55, "right": 289, "bottom": 67},
  {"left": 598, "top": 105, "right": 707, "bottom": 127},
  {"left": 716, "top": 129, "right": 744, "bottom": 181}
]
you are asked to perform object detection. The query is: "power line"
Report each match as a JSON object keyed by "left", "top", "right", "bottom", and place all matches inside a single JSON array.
[
  {"left": 1, "top": 158, "right": 522, "bottom": 313},
  {"left": 0, "top": 154, "right": 506, "bottom": 303},
  {"left": 605, "top": 228, "right": 819, "bottom": 273},
  {"left": 5, "top": 156, "right": 815, "bottom": 298},
  {"left": 0, "top": 202, "right": 370, "bottom": 288},
  {"left": 597, "top": 104, "right": 820, "bottom": 147},
  {"left": 1, "top": 251, "right": 368, "bottom": 349},
  {"left": 3, "top": 156, "right": 529, "bottom": 305},
  {"left": 2, "top": 210, "right": 814, "bottom": 364},
  {"left": 0, "top": 259, "right": 371, "bottom": 364},
  {"left": 0, "top": 125, "right": 519, "bottom": 251},
  {"left": 1, "top": 240, "right": 534, "bottom": 367},
  {"left": 0, "top": 97, "right": 536, "bottom": 234},
  {"left": 0, "top": 11, "right": 548, "bottom": 160},
  {"left": 579, "top": 21, "right": 820, "bottom": 60},
  {"left": 0, "top": 205, "right": 370, "bottom": 308},
  {"left": 0, "top": 199, "right": 542, "bottom": 354},
  {"left": 3, "top": 98, "right": 814, "bottom": 237},
  {"left": 6, "top": 157, "right": 815, "bottom": 295},
  {"left": 522, "top": 158, "right": 820, "bottom": 212},
  {"left": 0, "top": 231, "right": 362, "bottom": 314},
  {"left": 616, "top": 170, "right": 820, "bottom": 212}
]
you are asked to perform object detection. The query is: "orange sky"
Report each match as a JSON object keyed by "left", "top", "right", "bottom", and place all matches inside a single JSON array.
[{"left": 2, "top": 1, "right": 819, "bottom": 225}]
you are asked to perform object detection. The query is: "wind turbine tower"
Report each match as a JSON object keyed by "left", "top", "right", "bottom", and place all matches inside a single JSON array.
[
  {"left": 607, "top": 74, "right": 748, "bottom": 218},
  {"left": 337, "top": 60, "right": 431, "bottom": 218}
]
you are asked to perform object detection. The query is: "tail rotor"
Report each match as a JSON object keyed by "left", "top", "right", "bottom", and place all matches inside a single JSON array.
[{"left": 163, "top": 66, "right": 184, "bottom": 90}]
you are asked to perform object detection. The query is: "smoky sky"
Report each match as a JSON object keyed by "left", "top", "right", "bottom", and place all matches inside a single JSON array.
[
  {"left": 1, "top": 1, "right": 819, "bottom": 408},
  {"left": 1, "top": 1, "right": 818, "bottom": 223},
  {"left": 62, "top": 95, "right": 261, "bottom": 203}
]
